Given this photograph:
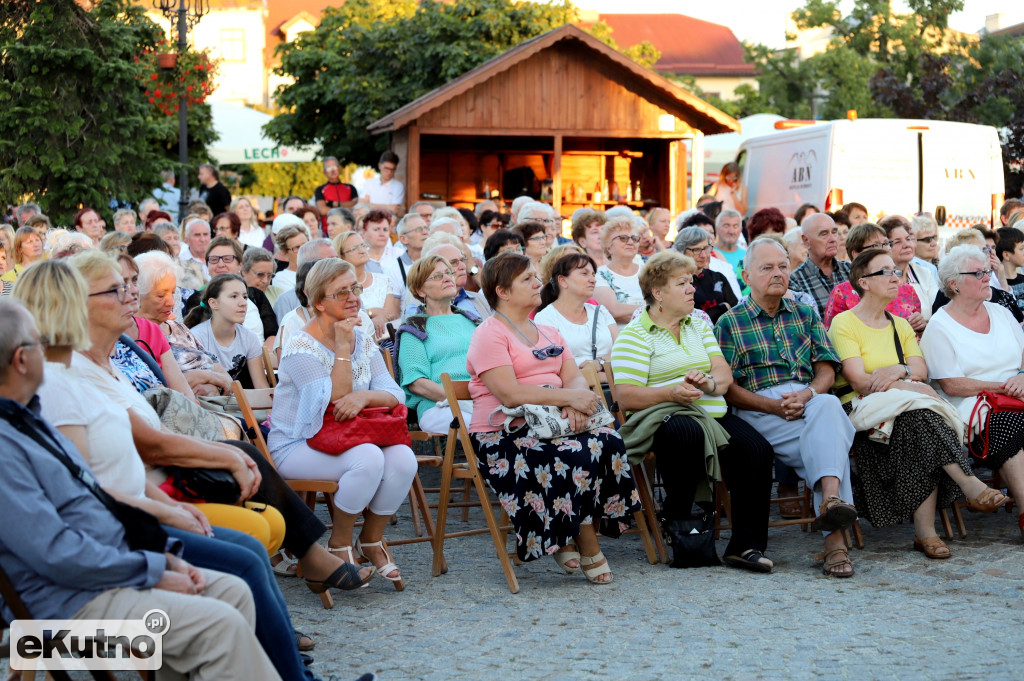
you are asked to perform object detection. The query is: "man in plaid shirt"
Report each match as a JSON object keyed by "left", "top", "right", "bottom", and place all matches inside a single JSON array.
[
  {"left": 788, "top": 213, "right": 852, "bottom": 316},
  {"left": 716, "top": 238, "right": 858, "bottom": 578}
]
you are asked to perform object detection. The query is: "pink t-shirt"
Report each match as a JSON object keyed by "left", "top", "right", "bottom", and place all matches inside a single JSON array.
[
  {"left": 134, "top": 316, "right": 171, "bottom": 367},
  {"left": 466, "top": 316, "right": 575, "bottom": 432}
]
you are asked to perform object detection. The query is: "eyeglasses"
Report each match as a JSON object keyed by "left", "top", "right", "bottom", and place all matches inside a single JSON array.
[
  {"left": 15, "top": 336, "right": 49, "bottom": 353},
  {"left": 917, "top": 235, "right": 937, "bottom": 244},
  {"left": 887, "top": 238, "right": 916, "bottom": 248},
  {"left": 685, "top": 244, "right": 712, "bottom": 255},
  {"left": 612, "top": 234, "right": 641, "bottom": 244},
  {"left": 862, "top": 268, "right": 903, "bottom": 279},
  {"left": 207, "top": 254, "right": 237, "bottom": 265},
  {"left": 527, "top": 235, "right": 548, "bottom": 243},
  {"left": 342, "top": 242, "right": 370, "bottom": 255},
  {"left": 88, "top": 284, "right": 131, "bottom": 302},
  {"left": 500, "top": 247, "right": 525, "bottom": 255},
  {"left": 862, "top": 241, "right": 891, "bottom": 251},
  {"left": 402, "top": 225, "right": 429, "bottom": 235},
  {"left": 959, "top": 269, "right": 993, "bottom": 280},
  {"left": 426, "top": 269, "right": 455, "bottom": 282},
  {"left": 529, "top": 218, "right": 557, "bottom": 225},
  {"left": 249, "top": 271, "right": 273, "bottom": 280},
  {"left": 324, "top": 284, "right": 364, "bottom": 299},
  {"left": 282, "top": 245, "right": 303, "bottom": 254},
  {"left": 446, "top": 256, "right": 468, "bottom": 266}
]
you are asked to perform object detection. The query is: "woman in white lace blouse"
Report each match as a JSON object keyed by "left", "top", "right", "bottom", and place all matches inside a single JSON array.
[{"left": 268, "top": 258, "right": 416, "bottom": 590}]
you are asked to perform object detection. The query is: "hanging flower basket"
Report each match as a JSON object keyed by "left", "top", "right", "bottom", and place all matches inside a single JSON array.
[{"left": 157, "top": 53, "right": 178, "bottom": 69}]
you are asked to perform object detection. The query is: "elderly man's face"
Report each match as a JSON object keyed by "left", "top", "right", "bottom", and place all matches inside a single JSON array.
[
  {"left": 187, "top": 222, "right": 211, "bottom": 258},
  {"left": 415, "top": 204, "right": 434, "bottom": 223},
  {"left": 284, "top": 198, "right": 306, "bottom": 214},
  {"left": 323, "top": 160, "right": 340, "bottom": 182},
  {"left": 801, "top": 214, "right": 839, "bottom": 262},
  {"left": 79, "top": 210, "right": 104, "bottom": 241},
  {"left": 744, "top": 242, "right": 791, "bottom": 299},
  {"left": 717, "top": 215, "right": 742, "bottom": 249},
  {"left": 400, "top": 216, "right": 428, "bottom": 250}
]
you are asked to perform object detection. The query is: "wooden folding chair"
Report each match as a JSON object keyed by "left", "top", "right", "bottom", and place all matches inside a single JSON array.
[
  {"left": 261, "top": 344, "right": 277, "bottom": 387},
  {"left": 434, "top": 373, "right": 520, "bottom": 593},
  {"left": 602, "top": 363, "right": 671, "bottom": 563},
  {"left": 580, "top": 363, "right": 659, "bottom": 564}
]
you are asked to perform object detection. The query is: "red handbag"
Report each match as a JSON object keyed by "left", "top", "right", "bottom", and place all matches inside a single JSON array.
[
  {"left": 967, "top": 390, "right": 1024, "bottom": 458},
  {"left": 307, "top": 404, "right": 411, "bottom": 454}
]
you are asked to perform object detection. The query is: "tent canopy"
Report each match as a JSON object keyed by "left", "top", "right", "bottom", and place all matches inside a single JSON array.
[{"left": 208, "top": 101, "right": 320, "bottom": 165}]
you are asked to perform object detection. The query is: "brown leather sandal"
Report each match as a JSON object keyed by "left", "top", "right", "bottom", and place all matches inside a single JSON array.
[
  {"left": 913, "top": 535, "right": 951, "bottom": 559},
  {"left": 811, "top": 495, "right": 858, "bottom": 531},
  {"left": 814, "top": 547, "right": 854, "bottom": 578},
  {"left": 966, "top": 487, "right": 1009, "bottom": 513}
]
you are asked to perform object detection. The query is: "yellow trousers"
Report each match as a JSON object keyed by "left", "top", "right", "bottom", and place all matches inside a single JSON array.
[{"left": 197, "top": 501, "right": 286, "bottom": 555}]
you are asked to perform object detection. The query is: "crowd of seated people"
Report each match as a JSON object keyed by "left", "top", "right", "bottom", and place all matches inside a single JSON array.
[{"left": 6, "top": 181, "right": 1024, "bottom": 677}]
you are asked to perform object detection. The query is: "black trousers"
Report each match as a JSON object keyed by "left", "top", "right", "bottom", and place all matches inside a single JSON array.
[
  {"left": 226, "top": 440, "right": 327, "bottom": 557},
  {"left": 651, "top": 412, "right": 773, "bottom": 555}
]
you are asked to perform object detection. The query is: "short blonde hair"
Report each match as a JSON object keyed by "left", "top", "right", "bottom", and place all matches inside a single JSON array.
[
  {"left": 68, "top": 249, "right": 120, "bottom": 285},
  {"left": 306, "top": 258, "right": 354, "bottom": 308},
  {"left": 600, "top": 216, "right": 636, "bottom": 256},
  {"left": 13, "top": 260, "right": 91, "bottom": 351},
  {"left": 538, "top": 243, "right": 585, "bottom": 284},
  {"left": 407, "top": 254, "right": 452, "bottom": 302},
  {"left": 99, "top": 231, "right": 131, "bottom": 253},
  {"left": 331, "top": 230, "right": 362, "bottom": 259},
  {"left": 946, "top": 228, "right": 984, "bottom": 252},
  {"left": 638, "top": 250, "right": 695, "bottom": 306}
]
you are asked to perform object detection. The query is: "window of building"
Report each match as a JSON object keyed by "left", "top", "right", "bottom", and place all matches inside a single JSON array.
[{"left": 220, "top": 28, "right": 245, "bottom": 62}]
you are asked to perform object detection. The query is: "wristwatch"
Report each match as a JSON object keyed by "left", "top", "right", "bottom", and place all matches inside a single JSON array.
[
  {"left": 902, "top": 364, "right": 911, "bottom": 377},
  {"left": 367, "top": 309, "right": 375, "bottom": 319},
  {"left": 806, "top": 385, "right": 818, "bottom": 398}
]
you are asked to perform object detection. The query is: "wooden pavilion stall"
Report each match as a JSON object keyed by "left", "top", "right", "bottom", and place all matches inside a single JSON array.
[{"left": 367, "top": 24, "right": 739, "bottom": 217}]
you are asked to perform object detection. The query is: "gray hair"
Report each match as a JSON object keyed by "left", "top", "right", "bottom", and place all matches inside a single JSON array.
[
  {"left": 937, "top": 245, "right": 987, "bottom": 298},
  {"left": 673, "top": 225, "right": 711, "bottom": 251},
  {"left": 675, "top": 208, "right": 701, "bottom": 232},
  {"left": 297, "top": 238, "right": 334, "bottom": 268},
  {"left": 604, "top": 205, "right": 634, "bottom": 220},
  {"left": 910, "top": 213, "right": 937, "bottom": 235},
  {"left": 135, "top": 250, "right": 181, "bottom": 295},
  {"left": 430, "top": 217, "right": 463, "bottom": 236},
  {"left": 112, "top": 208, "right": 137, "bottom": 226},
  {"left": 422, "top": 231, "right": 469, "bottom": 260},
  {"left": 51, "top": 231, "right": 93, "bottom": 256},
  {"left": 782, "top": 229, "right": 803, "bottom": 247},
  {"left": 16, "top": 203, "right": 40, "bottom": 223},
  {"left": 160, "top": 169, "right": 175, "bottom": 183},
  {"left": 715, "top": 209, "right": 742, "bottom": 228},
  {"left": 0, "top": 299, "right": 33, "bottom": 377},
  {"left": 510, "top": 196, "right": 534, "bottom": 224},
  {"left": 746, "top": 236, "right": 789, "bottom": 266},
  {"left": 242, "top": 246, "right": 273, "bottom": 272},
  {"left": 327, "top": 207, "right": 354, "bottom": 226},
  {"left": 517, "top": 201, "right": 552, "bottom": 223},
  {"left": 396, "top": 212, "right": 425, "bottom": 235},
  {"left": 184, "top": 218, "right": 210, "bottom": 238},
  {"left": 139, "top": 198, "right": 159, "bottom": 214},
  {"left": 152, "top": 221, "right": 178, "bottom": 237}
]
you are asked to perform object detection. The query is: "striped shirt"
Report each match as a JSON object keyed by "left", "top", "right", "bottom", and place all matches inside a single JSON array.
[{"left": 610, "top": 309, "right": 726, "bottom": 417}]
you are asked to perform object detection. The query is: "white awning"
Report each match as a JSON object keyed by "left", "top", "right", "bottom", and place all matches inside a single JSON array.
[{"left": 207, "top": 101, "right": 320, "bottom": 165}]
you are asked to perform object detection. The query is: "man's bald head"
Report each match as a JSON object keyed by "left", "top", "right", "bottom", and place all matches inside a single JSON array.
[
  {"left": 801, "top": 212, "right": 834, "bottom": 237},
  {"left": 0, "top": 299, "right": 36, "bottom": 382}
]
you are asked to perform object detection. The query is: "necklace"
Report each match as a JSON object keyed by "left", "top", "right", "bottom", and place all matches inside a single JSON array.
[
  {"left": 82, "top": 348, "right": 118, "bottom": 379},
  {"left": 494, "top": 309, "right": 558, "bottom": 350},
  {"left": 358, "top": 270, "right": 370, "bottom": 287}
]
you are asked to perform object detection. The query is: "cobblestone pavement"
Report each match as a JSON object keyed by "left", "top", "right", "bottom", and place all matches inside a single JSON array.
[{"left": 287, "top": 475, "right": 1024, "bottom": 681}]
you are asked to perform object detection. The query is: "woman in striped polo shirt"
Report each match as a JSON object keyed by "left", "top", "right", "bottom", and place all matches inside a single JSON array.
[{"left": 611, "top": 250, "right": 774, "bottom": 573}]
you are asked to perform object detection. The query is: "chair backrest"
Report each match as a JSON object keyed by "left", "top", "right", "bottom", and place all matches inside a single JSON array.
[
  {"left": 579, "top": 363, "right": 607, "bottom": 409},
  {"left": 440, "top": 373, "right": 479, "bottom": 465},
  {"left": 601, "top": 362, "right": 629, "bottom": 424},
  {"left": 231, "top": 381, "right": 277, "bottom": 468},
  {"left": 261, "top": 344, "right": 277, "bottom": 387},
  {"left": 381, "top": 347, "right": 396, "bottom": 380}
]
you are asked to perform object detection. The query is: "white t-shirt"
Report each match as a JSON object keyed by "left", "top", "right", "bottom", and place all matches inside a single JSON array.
[
  {"left": 189, "top": 320, "right": 262, "bottom": 381},
  {"left": 70, "top": 351, "right": 162, "bottom": 430},
  {"left": 38, "top": 361, "right": 148, "bottom": 500},
  {"left": 595, "top": 265, "right": 644, "bottom": 306},
  {"left": 362, "top": 176, "right": 405, "bottom": 207},
  {"left": 243, "top": 299, "right": 263, "bottom": 339},
  {"left": 534, "top": 303, "right": 616, "bottom": 364},
  {"left": 271, "top": 268, "right": 296, "bottom": 292},
  {"left": 238, "top": 225, "right": 267, "bottom": 250},
  {"left": 708, "top": 255, "right": 742, "bottom": 300},
  {"left": 920, "top": 302, "right": 1024, "bottom": 423}
]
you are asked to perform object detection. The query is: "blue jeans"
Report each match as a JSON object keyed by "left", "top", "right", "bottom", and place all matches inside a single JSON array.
[{"left": 165, "top": 525, "right": 316, "bottom": 681}]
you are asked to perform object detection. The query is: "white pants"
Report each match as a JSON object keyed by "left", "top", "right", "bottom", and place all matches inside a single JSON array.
[
  {"left": 278, "top": 441, "right": 417, "bottom": 516},
  {"left": 417, "top": 400, "right": 474, "bottom": 434},
  {"left": 73, "top": 569, "right": 280, "bottom": 681}
]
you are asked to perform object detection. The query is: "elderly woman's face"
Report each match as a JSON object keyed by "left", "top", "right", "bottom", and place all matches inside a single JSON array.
[
  {"left": 214, "top": 218, "right": 235, "bottom": 239},
  {"left": 954, "top": 257, "right": 993, "bottom": 302},
  {"left": 558, "top": 262, "right": 596, "bottom": 299},
  {"left": 655, "top": 268, "right": 696, "bottom": 317},
  {"left": 87, "top": 269, "right": 134, "bottom": 336},
  {"left": 418, "top": 260, "right": 457, "bottom": 304},
  {"left": 302, "top": 211, "right": 320, "bottom": 235},
  {"left": 159, "top": 229, "right": 181, "bottom": 256},
  {"left": 500, "top": 265, "right": 542, "bottom": 310},
  {"left": 119, "top": 259, "right": 140, "bottom": 315},
  {"left": 21, "top": 233, "right": 43, "bottom": 260},
  {"left": 523, "top": 229, "right": 549, "bottom": 261},
  {"left": 859, "top": 253, "right": 900, "bottom": 300},
  {"left": 318, "top": 271, "right": 361, "bottom": 320},
  {"left": 606, "top": 228, "right": 639, "bottom": 262},
  {"left": 140, "top": 273, "right": 177, "bottom": 323},
  {"left": 326, "top": 214, "right": 347, "bottom": 240},
  {"left": 244, "top": 259, "right": 274, "bottom": 291},
  {"left": 888, "top": 227, "right": 915, "bottom": 265},
  {"left": 582, "top": 222, "right": 603, "bottom": 254},
  {"left": 339, "top": 234, "right": 369, "bottom": 266},
  {"left": 682, "top": 238, "right": 712, "bottom": 270}
]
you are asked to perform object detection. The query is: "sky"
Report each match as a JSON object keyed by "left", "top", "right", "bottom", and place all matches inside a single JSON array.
[{"left": 574, "top": 0, "right": 1024, "bottom": 48}]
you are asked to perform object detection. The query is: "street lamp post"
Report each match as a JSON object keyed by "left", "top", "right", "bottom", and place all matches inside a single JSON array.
[{"left": 153, "top": 0, "right": 208, "bottom": 222}]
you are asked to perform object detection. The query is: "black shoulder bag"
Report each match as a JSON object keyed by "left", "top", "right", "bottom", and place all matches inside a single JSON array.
[
  {"left": 0, "top": 405, "right": 169, "bottom": 554},
  {"left": 884, "top": 311, "right": 906, "bottom": 367}
]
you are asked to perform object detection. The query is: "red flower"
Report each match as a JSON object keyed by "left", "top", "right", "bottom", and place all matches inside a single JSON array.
[
  {"left": 150, "top": 73, "right": 158, "bottom": 80},
  {"left": 186, "top": 85, "right": 193, "bottom": 92}
]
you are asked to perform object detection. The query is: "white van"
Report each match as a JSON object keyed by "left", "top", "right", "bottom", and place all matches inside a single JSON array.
[{"left": 735, "top": 118, "right": 1005, "bottom": 231}]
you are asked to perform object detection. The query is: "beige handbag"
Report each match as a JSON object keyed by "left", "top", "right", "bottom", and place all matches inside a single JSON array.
[{"left": 144, "top": 387, "right": 242, "bottom": 441}]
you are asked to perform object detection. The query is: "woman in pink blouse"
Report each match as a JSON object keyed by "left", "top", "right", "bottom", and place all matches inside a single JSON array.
[{"left": 824, "top": 222, "right": 921, "bottom": 329}]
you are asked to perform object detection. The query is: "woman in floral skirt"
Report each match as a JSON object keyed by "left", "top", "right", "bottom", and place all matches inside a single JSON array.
[{"left": 466, "top": 253, "right": 640, "bottom": 584}]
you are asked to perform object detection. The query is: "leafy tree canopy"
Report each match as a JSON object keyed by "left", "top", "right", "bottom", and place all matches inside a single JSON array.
[
  {"left": 0, "top": 0, "right": 216, "bottom": 225},
  {"left": 266, "top": 0, "right": 658, "bottom": 168}
]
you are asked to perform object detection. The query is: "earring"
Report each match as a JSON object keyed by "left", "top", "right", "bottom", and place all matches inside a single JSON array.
[
  {"left": 954, "top": 287, "right": 960, "bottom": 294},
  {"left": 657, "top": 299, "right": 663, "bottom": 312}
]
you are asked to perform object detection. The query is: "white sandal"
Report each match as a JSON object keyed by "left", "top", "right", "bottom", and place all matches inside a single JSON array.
[
  {"left": 271, "top": 549, "right": 298, "bottom": 577},
  {"left": 355, "top": 538, "right": 405, "bottom": 591},
  {"left": 553, "top": 544, "right": 581, "bottom": 574},
  {"left": 579, "top": 551, "right": 613, "bottom": 584}
]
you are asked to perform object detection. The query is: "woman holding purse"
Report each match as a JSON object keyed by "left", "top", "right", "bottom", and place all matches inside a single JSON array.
[
  {"left": 466, "top": 252, "right": 640, "bottom": 584},
  {"left": 268, "top": 258, "right": 416, "bottom": 590},
  {"left": 920, "top": 244, "right": 1024, "bottom": 539}
]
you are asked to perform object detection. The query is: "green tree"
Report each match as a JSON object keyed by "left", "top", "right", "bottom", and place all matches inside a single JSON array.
[
  {"left": 266, "top": 0, "right": 580, "bottom": 167},
  {"left": 584, "top": 21, "right": 660, "bottom": 68},
  {"left": 0, "top": 0, "right": 217, "bottom": 225}
]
